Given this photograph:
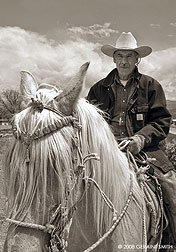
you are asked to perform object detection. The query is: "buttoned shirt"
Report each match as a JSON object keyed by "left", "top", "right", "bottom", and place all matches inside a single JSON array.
[{"left": 110, "top": 74, "right": 137, "bottom": 138}]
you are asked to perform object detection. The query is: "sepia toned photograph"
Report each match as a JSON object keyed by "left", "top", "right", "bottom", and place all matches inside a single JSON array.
[{"left": 0, "top": 0, "right": 176, "bottom": 251}]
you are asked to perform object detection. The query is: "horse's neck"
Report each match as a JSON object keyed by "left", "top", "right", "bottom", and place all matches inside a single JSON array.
[
  {"left": 67, "top": 191, "right": 110, "bottom": 252},
  {"left": 4, "top": 224, "right": 49, "bottom": 252}
]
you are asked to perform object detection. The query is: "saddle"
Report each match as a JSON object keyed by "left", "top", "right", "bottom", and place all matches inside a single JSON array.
[
  {"left": 125, "top": 150, "right": 166, "bottom": 247},
  {"left": 128, "top": 151, "right": 176, "bottom": 252}
]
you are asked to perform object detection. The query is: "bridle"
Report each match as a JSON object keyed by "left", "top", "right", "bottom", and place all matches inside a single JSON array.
[{"left": 7, "top": 98, "right": 134, "bottom": 252}]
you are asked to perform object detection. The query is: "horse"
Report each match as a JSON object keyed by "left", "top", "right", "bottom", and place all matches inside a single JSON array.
[{"left": 3, "top": 62, "right": 163, "bottom": 252}]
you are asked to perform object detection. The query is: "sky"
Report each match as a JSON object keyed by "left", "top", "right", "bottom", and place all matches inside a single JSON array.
[{"left": 0, "top": 0, "right": 176, "bottom": 100}]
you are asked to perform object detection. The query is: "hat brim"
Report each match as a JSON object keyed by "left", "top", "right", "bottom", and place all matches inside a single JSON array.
[{"left": 101, "top": 45, "right": 152, "bottom": 58}]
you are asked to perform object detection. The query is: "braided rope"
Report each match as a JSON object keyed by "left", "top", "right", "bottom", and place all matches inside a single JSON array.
[
  {"left": 83, "top": 175, "right": 133, "bottom": 252},
  {"left": 86, "top": 177, "right": 117, "bottom": 214},
  {"left": 142, "top": 184, "right": 158, "bottom": 237},
  {"left": 0, "top": 132, "right": 13, "bottom": 138},
  {"left": 126, "top": 151, "right": 148, "bottom": 251},
  {"left": 6, "top": 218, "right": 51, "bottom": 232},
  {"left": 140, "top": 183, "right": 148, "bottom": 252},
  {"left": 12, "top": 115, "right": 75, "bottom": 142},
  {"left": 118, "top": 139, "right": 131, "bottom": 150}
]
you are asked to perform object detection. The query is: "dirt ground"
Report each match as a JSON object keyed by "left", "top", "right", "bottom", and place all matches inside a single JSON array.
[{"left": 0, "top": 137, "right": 12, "bottom": 251}]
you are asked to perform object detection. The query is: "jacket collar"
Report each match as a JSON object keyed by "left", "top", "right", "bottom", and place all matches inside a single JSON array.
[{"left": 102, "top": 67, "right": 141, "bottom": 87}]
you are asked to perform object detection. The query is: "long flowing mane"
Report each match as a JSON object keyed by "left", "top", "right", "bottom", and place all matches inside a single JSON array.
[
  {"left": 6, "top": 90, "right": 144, "bottom": 236},
  {"left": 76, "top": 99, "right": 144, "bottom": 234}
]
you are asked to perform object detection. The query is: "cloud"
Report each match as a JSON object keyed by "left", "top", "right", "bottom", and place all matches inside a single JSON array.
[
  {"left": 170, "top": 22, "right": 176, "bottom": 27},
  {"left": 139, "top": 48, "right": 176, "bottom": 100},
  {"left": 0, "top": 26, "right": 112, "bottom": 97},
  {"left": 68, "top": 23, "right": 119, "bottom": 38},
  {"left": 150, "top": 23, "right": 160, "bottom": 28},
  {"left": 0, "top": 26, "right": 175, "bottom": 100}
]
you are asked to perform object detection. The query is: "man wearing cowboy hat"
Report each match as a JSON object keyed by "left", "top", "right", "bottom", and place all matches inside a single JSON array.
[{"left": 87, "top": 32, "right": 176, "bottom": 245}]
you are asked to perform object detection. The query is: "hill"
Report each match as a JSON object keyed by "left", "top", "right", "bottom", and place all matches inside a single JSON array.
[{"left": 167, "top": 100, "right": 176, "bottom": 119}]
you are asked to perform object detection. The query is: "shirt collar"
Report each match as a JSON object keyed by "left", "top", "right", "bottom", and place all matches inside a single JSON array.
[
  {"left": 102, "top": 67, "right": 141, "bottom": 87},
  {"left": 114, "top": 67, "right": 140, "bottom": 85}
]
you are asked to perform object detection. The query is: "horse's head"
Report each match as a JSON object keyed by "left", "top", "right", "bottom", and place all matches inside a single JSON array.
[{"left": 6, "top": 62, "right": 90, "bottom": 226}]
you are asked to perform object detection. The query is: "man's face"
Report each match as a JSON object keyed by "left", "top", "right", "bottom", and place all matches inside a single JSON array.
[{"left": 113, "top": 50, "right": 138, "bottom": 80}]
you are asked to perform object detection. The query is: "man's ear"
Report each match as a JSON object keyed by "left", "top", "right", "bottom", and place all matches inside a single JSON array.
[{"left": 135, "top": 55, "right": 141, "bottom": 66}]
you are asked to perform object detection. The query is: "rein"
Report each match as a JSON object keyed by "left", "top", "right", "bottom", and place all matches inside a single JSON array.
[
  {"left": 119, "top": 140, "right": 163, "bottom": 252},
  {"left": 7, "top": 101, "right": 134, "bottom": 252},
  {"left": 82, "top": 175, "right": 133, "bottom": 252}
]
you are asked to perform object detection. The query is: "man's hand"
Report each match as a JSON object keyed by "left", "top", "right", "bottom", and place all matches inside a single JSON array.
[{"left": 128, "top": 135, "right": 145, "bottom": 154}]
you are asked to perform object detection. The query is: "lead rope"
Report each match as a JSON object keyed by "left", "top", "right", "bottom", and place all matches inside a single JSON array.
[
  {"left": 0, "top": 132, "right": 13, "bottom": 138},
  {"left": 82, "top": 174, "right": 133, "bottom": 252},
  {"left": 127, "top": 150, "right": 148, "bottom": 252},
  {"left": 141, "top": 183, "right": 148, "bottom": 252}
]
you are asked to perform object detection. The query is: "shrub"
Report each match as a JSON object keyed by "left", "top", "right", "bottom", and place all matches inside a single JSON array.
[{"left": 165, "top": 139, "right": 176, "bottom": 169}]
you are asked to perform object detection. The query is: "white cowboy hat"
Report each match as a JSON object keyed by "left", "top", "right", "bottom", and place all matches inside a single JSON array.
[{"left": 101, "top": 32, "right": 152, "bottom": 58}]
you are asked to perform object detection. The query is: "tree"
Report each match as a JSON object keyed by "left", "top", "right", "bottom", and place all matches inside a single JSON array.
[
  {"left": 0, "top": 89, "right": 23, "bottom": 119},
  {"left": 166, "top": 139, "right": 176, "bottom": 169}
]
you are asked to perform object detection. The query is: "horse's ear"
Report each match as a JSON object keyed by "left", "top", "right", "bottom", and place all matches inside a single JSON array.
[
  {"left": 20, "top": 71, "right": 38, "bottom": 97},
  {"left": 55, "top": 62, "right": 90, "bottom": 115}
]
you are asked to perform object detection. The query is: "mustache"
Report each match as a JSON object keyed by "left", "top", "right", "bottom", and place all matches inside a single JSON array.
[{"left": 119, "top": 64, "right": 129, "bottom": 68}]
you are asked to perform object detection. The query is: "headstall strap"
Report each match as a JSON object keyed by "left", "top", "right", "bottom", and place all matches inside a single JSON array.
[{"left": 11, "top": 102, "right": 76, "bottom": 163}]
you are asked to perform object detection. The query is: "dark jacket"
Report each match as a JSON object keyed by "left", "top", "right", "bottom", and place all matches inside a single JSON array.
[{"left": 87, "top": 68, "right": 173, "bottom": 173}]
